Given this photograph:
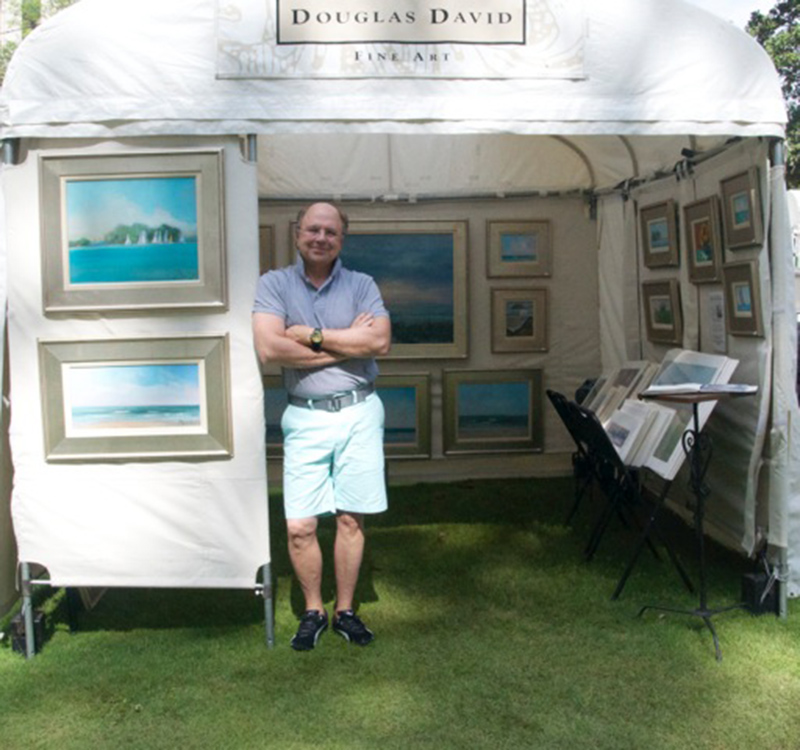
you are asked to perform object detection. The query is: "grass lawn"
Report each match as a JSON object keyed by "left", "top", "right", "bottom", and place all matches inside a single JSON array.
[{"left": 1, "top": 477, "right": 799, "bottom": 749}]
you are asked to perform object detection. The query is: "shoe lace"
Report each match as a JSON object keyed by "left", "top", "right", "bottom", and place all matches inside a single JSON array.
[
  {"left": 337, "top": 610, "right": 366, "bottom": 633},
  {"left": 297, "top": 611, "right": 324, "bottom": 637}
]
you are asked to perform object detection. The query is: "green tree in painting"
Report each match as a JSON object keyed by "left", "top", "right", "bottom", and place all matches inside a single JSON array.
[{"left": 747, "top": 1, "right": 800, "bottom": 187}]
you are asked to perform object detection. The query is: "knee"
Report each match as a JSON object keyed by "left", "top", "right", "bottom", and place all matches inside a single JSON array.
[
  {"left": 336, "top": 512, "right": 364, "bottom": 538},
  {"left": 287, "top": 518, "right": 318, "bottom": 549}
]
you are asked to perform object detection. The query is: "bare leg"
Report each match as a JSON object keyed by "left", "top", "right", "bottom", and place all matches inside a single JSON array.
[
  {"left": 334, "top": 511, "right": 365, "bottom": 612},
  {"left": 287, "top": 516, "right": 325, "bottom": 613}
]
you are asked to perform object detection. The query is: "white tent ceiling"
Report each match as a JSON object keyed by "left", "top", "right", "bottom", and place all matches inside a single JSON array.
[{"left": 0, "top": 0, "right": 786, "bottom": 197}]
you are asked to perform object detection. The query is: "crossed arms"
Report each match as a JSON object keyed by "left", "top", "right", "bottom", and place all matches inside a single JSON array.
[{"left": 253, "top": 311, "right": 391, "bottom": 369}]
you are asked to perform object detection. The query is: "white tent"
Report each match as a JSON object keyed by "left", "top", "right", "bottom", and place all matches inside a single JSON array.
[{"left": 0, "top": 0, "right": 797, "bottom": 620}]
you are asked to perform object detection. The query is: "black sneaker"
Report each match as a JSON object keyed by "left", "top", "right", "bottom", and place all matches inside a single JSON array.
[
  {"left": 290, "top": 610, "right": 328, "bottom": 651},
  {"left": 333, "top": 609, "right": 374, "bottom": 646}
]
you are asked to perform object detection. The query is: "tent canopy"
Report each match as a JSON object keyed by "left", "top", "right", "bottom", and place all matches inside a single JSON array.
[{"left": 0, "top": 0, "right": 786, "bottom": 196}]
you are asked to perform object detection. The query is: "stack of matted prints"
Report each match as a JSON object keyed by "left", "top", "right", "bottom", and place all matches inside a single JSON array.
[{"left": 585, "top": 350, "right": 740, "bottom": 480}]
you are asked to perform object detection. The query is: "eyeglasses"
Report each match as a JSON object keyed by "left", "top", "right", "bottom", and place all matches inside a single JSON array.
[{"left": 299, "top": 226, "right": 341, "bottom": 239}]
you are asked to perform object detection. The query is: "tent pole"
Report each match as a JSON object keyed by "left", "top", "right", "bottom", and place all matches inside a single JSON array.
[
  {"left": 260, "top": 563, "right": 274, "bottom": 648},
  {"left": 1, "top": 139, "right": 20, "bottom": 166},
  {"left": 20, "top": 562, "right": 35, "bottom": 658}
]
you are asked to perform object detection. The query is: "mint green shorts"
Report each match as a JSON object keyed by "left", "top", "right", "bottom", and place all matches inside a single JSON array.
[{"left": 281, "top": 393, "right": 387, "bottom": 520}]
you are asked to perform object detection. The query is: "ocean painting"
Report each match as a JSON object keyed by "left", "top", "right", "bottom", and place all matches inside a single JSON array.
[
  {"left": 505, "top": 299, "right": 534, "bottom": 338},
  {"left": 65, "top": 176, "right": 200, "bottom": 285},
  {"left": 457, "top": 380, "right": 530, "bottom": 440},
  {"left": 378, "top": 385, "right": 418, "bottom": 446},
  {"left": 64, "top": 361, "right": 203, "bottom": 436},
  {"left": 500, "top": 232, "right": 539, "bottom": 263},
  {"left": 263, "top": 383, "right": 287, "bottom": 448},
  {"left": 647, "top": 218, "right": 670, "bottom": 253},
  {"left": 343, "top": 232, "right": 455, "bottom": 346}
]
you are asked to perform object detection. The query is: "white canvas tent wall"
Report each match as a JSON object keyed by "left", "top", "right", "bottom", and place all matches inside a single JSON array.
[{"left": 0, "top": 0, "right": 796, "bottom": 615}]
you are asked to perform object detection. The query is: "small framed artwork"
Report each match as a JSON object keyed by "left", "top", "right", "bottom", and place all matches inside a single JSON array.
[
  {"left": 443, "top": 369, "right": 544, "bottom": 455},
  {"left": 262, "top": 374, "right": 287, "bottom": 458},
  {"left": 259, "top": 224, "right": 276, "bottom": 276},
  {"left": 38, "top": 334, "right": 233, "bottom": 462},
  {"left": 642, "top": 279, "right": 683, "bottom": 345},
  {"left": 722, "top": 260, "right": 763, "bottom": 337},
  {"left": 683, "top": 196, "right": 722, "bottom": 283},
  {"left": 343, "top": 220, "right": 469, "bottom": 359},
  {"left": 640, "top": 200, "right": 679, "bottom": 268},
  {"left": 720, "top": 167, "right": 763, "bottom": 250},
  {"left": 491, "top": 288, "right": 548, "bottom": 352},
  {"left": 486, "top": 220, "right": 552, "bottom": 278},
  {"left": 376, "top": 373, "right": 432, "bottom": 459},
  {"left": 40, "top": 150, "right": 227, "bottom": 314}
]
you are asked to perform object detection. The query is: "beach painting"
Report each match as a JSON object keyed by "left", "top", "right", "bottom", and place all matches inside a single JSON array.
[
  {"left": 731, "top": 190, "right": 752, "bottom": 231},
  {"left": 65, "top": 175, "right": 200, "bottom": 286},
  {"left": 501, "top": 232, "right": 539, "bottom": 264},
  {"left": 376, "top": 374, "right": 431, "bottom": 457},
  {"left": 457, "top": 380, "right": 531, "bottom": 441},
  {"left": 732, "top": 280, "right": 754, "bottom": 318},
  {"left": 344, "top": 221, "right": 468, "bottom": 358},
  {"left": 63, "top": 361, "right": 205, "bottom": 438},
  {"left": 647, "top": 217, "right": 670, "bottom": 254},
  {"left": 487, "top": 220, "right": 552, "bottom": 277},
  {"left": 262, "top": 376, "right": 287, "bottom": 454},
  {"left": 443, "top": 369, "right": 543, "bottom": 454}
]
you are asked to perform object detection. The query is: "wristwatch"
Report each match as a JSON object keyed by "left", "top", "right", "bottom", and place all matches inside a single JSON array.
[{"left": 309, "top": 327, "right": 324, "bottom": 352}]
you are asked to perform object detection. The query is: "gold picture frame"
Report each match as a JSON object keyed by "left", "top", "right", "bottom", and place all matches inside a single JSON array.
[
  {"left": 39, "top": 334, "right": 233, "bottom": 462},
  {"left": 40, "top": 150, "right": 227, "bottom": 314}
]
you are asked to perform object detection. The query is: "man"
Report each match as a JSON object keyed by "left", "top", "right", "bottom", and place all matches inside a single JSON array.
[{"left": 253, "top": 202, "right": 391, "bottom": 651}]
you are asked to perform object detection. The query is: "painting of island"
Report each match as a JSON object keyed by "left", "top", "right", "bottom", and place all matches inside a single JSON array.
[
  {"left": 457, "top": 380, "right": 531, "bottom": 440},
  {"left": 65, "top": 175, "right": 200, "bottom": 285},
  {"left": 65, "top": 361, "right": 203, "bottom": 436},
  {"left": 343, "top": 231, "right": 456, "bottom": 346}
]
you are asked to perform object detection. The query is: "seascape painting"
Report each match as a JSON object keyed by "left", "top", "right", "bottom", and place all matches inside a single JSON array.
[
  {"left": 65, "top": 175, "right": 200, "bottom": 286},
  {"left": 378, "top": 385, "right": 418, "bottom": 446},
  {"left": 731, "top": 191, "right": 752, "bottom": 230},
  {"left": 733, "top": 281, "right": 753, "bottom": 317},
  {"left": 457, "top": 380, "right": 530, "bottom": 441},
  {"left": 263, "top": 381, "right": 287, "bottom": 449},
  {"left": 647, "top": 218, "right": 670, "bottom": 253},
  {"left": 64, "top": 361, "right": 204, "bottom": 437},
  {"left": 500, "top": 232, "right": 539, "bottom": 263},
  {"left": 344, "top": 231, "right": 455, "bottom": 346}
]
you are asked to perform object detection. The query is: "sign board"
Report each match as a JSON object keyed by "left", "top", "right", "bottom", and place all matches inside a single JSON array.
[{"left": 216, "top": 0, "right": 585, "bottom": 79}]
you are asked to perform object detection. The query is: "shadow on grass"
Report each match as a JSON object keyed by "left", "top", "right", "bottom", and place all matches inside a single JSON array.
[{"left": 26, "top": 477, "right": 758, "bottom": 642}]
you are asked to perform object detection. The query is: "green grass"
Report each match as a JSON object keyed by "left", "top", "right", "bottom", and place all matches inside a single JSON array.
[{"left": 1, "top": 477, "right": 800, "bottom": 749}]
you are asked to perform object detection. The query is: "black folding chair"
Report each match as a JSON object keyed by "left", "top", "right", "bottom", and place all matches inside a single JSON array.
[
  {"left": 569, "top": 402, "right": 694, "bottom": 599},
  {"left": 546, "top": 389, "right": 595, "bottom": 525}
]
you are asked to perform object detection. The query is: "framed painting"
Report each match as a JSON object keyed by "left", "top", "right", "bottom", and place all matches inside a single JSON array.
[
  {"left": 376, "top": 373, "right": 432, "bottom": 459},
  {"left": 40, "top": 150, "right": 227, "bottom": 314},
  {"left": 262, "top": 374, "right": 287, "bottom": 458},
  {"left": 486, "top": 220, "right": 552, "bottom": 278},
  {"left": 720, "top": 167, "right": 763, "bottom": 250},
  {"left": 491, "top": 288, "right": 548, "bottom": 352},
  {"left": 38, "top": 334, "right": 233, "bottom": 462},
  {"left": 640, "top": 200, "right": 679, "bottom": 268},
  {"left": 443, "top": 369, "right": 544, "bottom": 455},
  {"left": 722, "top": 260, "right": 764, "bottom": 337},
  {"left": 342, "top": 220, "right": 468, "bottom": 359},
  {"left": 683, "top": 196, "right": 722, "bottom": 284},
  {"left": 642, "top": 279, "right": 683, "bottom": 345}
]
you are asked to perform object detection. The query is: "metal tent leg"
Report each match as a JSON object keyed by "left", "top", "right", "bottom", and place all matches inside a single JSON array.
[
  {"left": 20, "top": 562, "right": 35, "bottom": 659},
  {"left": 261, "top": 563, "right": 274, "bottom": 648}
]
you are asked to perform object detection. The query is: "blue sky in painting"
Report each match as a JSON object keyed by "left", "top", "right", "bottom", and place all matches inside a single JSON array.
[
  {"left": 378, "top": 386, "right": 416, "bottom": 429},
  {"left": 67, "top": 363, "right": 201, "bottom": 408},
  {"left": 66, "top": 176, "right": 198, "bottom": 243}
]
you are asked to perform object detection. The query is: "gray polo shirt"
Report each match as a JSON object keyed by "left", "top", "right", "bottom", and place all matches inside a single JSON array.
[{"left": 253, "top": 256, "right": 389, "bottom": 399}]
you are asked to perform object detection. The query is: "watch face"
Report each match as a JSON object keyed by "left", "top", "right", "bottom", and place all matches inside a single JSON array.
[{"left": 310, "top": 329, "right": 323, "bottom": 345}]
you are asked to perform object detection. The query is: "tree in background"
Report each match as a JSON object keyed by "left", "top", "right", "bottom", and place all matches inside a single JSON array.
[
  {"left": 0, "top": 0, "right": 76, "bottom": 84},
  {"left": 747, "top": 1, "right": 800, "bottom": 187}
]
